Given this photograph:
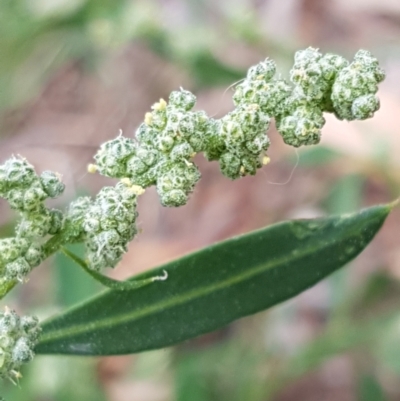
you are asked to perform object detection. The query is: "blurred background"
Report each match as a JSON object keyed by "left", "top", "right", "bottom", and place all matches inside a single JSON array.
[{"left": 1, "top": 0, "right": 400, "bottom": 400}]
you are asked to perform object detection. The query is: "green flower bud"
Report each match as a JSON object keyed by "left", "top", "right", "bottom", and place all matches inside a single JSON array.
[
  {"left": 23, "top": 244, "right": 43, "bottom": 267},
  {"left": 0, "top": 308, "right": 40, "bottom": 382},
  {"left": 0, "top": 238, "right": 30, "bottom": 266},
  {"left": 2, "top": 157, "right": 36, "bottom": 189},
  {"left": 331, "top": 49, "right": 383, "bottom": 120},
  {"left": 94, "top": 136, "right": 136, "bottom": 178},
  {"left": 0, "top": 309, "right": 20, "bottom": 335},
  {"left": 247, "top": 58, "right": 276, "bottom": 81},
  {"left": 6, "top": 189, "right": 25, "bottom": 211},
  {"left": 219, "top": 152, "right": 241, "bottom": 179},
  {"left": 351, "top": 94, "right": 380, "bottom": 120},
  {"left": 169, "top": 88, "right": 196, "bottom": 111},
  {"left": 277, "top": 105, "right": 325, "bottom": 147},
  {"left": 6, "top": 257, "right": 31, "bottom": 282},
  {"left": 22, "top": 184, "right": 47, "bottom": 212},
  {"left": 159, "top": 189, "right": 188, "bottom": 207},
  {"left": 40, "top": 171, "right": 65, "bottom": 198},
  {"left": 12, "top": 337, "right": 34, "bottom": 364},
  {"left": 83, "top": 183, "right": 139, "bottom": 270},
  {"left": 64, "top": 196, "right": 93, "bottom": 241}
]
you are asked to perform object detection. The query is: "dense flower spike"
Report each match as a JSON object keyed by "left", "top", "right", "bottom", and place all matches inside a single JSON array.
[
  {"left": 0, "top": 47, "right": 385, "bottom": 281},
  {"left": 0, "top": 47, "right": 385, "bottom": 385},
  {"left": 0, "top": 308, "right": 40, "bottom": 382}
]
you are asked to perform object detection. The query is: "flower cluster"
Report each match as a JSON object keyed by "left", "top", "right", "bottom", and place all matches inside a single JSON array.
[
  {"left": 234, "top": 48, "right": 384, "bottom": 147},
  {"left": 92, "top": 48, "right": 384, "bottom": 195},
  {"left": 93, "top": 91, "right": 209, "bottom": 207},
  {"left": 0, "top": 308, "right": 40, "bottom": 382},
  {"left": 82, "top": 182, "right": 139, "bottom": 271},
  {"left": 0, "top": 157, "right": 65, "bottom": 284},
  {"left": 332, "top": 50, "right": 385, "bottom": 120}
]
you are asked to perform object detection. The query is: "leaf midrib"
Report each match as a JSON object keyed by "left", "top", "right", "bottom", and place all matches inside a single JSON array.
[{"left": 39, "top": 222, "right": 361, "bottom": 345}]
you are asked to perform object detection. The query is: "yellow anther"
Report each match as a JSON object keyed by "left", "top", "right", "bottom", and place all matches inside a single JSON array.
[
  {"left": 87, "top": 164, "right": 98, "bottom": 173},
  {"left": 184, "top": 159, "right": 193, "bottom": 167},
  {"left": 120, "top": 177, "right": 132, "bottom": 186},
  {"left": 190, "top": 152, "right": 197, "bottom": 158},
  {"left": 256, "top": 74, "right": 264, "bottom": 80},
  {"left": 240, "top": 166, "right": 245, "bottom": 174},
  {"left": 130, "top": 185, "right": 145, "bottom": 195},
  {"left": 248, "top": 103, "right": 259, "bottom": 110},
  {"left": 144, "top": 112, "right": 153, "bottom": 126},
  {"left": 262, "top": 156, "right": 271, "bottom": 165},
  {"left": 228, "top": 121, "right": 235, "bottom": 131},
  {"left": 152, "top": 98, "right": 167, "bottom": 111},
  {"left": 12, "top": 370, "right": 22, "bottom": 379}
]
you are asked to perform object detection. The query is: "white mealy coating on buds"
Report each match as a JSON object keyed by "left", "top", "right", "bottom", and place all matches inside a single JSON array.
[
  {"left": 215, "top": 104, "right": 270, "bottom": 178},
  {"left": 92, "top": 48, "right": 384, "bottom": 201},
  {"left": 0, "top": 157, "right": 65, "bottom": 219},
  {"left": 0, "top": 157, "right": 65, "bottom": 284},
  {"left": 331, "top": 49, "right": 385, "bottom": 120},
  {"left": 93, "top": 90, "right": 209, "bottom": 207},
  {"left": 0, "top": 238, "right": 45, "bottom": 284},
  {"left": 82, "top": 181, "right": 139, "bottom": 271},
  {"left": 0, "top": 308, "right": 40, "bottom": 382}
]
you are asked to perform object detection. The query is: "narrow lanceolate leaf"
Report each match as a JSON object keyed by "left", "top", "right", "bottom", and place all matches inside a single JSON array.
[{"left": 36, "top": 204, "right": 393, "bottom": 356}]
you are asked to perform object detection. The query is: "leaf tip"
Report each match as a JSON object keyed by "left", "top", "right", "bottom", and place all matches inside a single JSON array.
[{"left": 152, "top": 269, "right": 168, "bottom": 282}]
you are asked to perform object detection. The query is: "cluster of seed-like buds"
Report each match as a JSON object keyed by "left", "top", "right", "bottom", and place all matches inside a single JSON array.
[
  {"left": 78, "top": 181, "right": 139, "bottom": 270},
  {"left": 0, "top": 158, "right": 64, "bottom": 213},
  {"left": 331, "top": 50, "right": 385, "bottom": 120},
  {"left": 233, "top": 58, "right": 290, "bottom": 116},
  {"left": 0, "top": 308, "right": 40, "bottom": 382},
  {"left": 94, "top": 89, "right": 211, "bottom": 207},
  {"left": 233, "top": 47, "right": 384, "bottom": 147},
  {"left": 0, "top": 157, "right": 65, "bottom": 283},
  {"left": 91, "top": 48, "right": 384, "bottom": 209},
  {"left": 210, "top": 105, "right": 271, "bottom": 179},
  {"left": 274, "top": 49, "right": 349, "bottom": 147},
  {"left": 0, "top": 238, "right": 43, "bottom": 283}
]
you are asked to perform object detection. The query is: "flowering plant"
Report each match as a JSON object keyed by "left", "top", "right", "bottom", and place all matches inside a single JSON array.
[{"left": 0, "top": 48, "right": 391, "bottom": 387}]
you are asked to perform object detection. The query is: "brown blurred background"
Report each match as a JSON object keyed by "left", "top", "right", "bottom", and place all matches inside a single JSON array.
[{"left": 1, "top": 0, "right": 400, "bottom": 400}]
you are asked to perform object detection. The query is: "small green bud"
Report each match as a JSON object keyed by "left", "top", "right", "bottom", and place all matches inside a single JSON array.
[
  {"left": 0, "top": 308, "right": 40, "bottom": 382},
  {"left": 94, "top": 136, "right": 136, "bottom": 178},
  {"left": 40, "top": 171, "right": 65, "bottom": 198},
  {"left": 0, "top": 238, "right": 30, "bottom": 265},
  {"left": 23, "top": 244, "right": 44, "bottom": 267},
  {"left": 12, "top": 338, "right": 34, "bottom": 364},
  {"left": 351, "top": 94, "right": 380, "bottom": 120},
  {"left": 22, "top": 185, "right": 47, "bottom": 212},
  {"left": 277, "top": 105, "right": 325, "bottom": 147},
  {"left": 6, "top": 189, "right": 25, "bottom": 211},
  {"left": 3, "top": 157, "right": 36, "bottom": 189},
  {"left": 169, "top": 88, "right": 196, "bottom": 111},
  {"left": 6, "top": 257, "right": 31, "bottom": 282},
  {"left": 159, "top": 189, "right": 188, "bottom": 207}
]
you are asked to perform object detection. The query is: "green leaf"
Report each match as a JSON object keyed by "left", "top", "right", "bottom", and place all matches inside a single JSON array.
[
  {"left": 36, "top": 204, "right": 392, "bottom": 356},
  {"left": 358, "top": 374, "right": 388, "bottom": 401}
]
